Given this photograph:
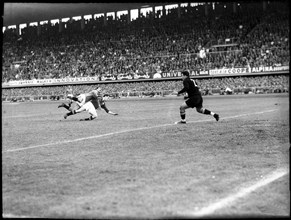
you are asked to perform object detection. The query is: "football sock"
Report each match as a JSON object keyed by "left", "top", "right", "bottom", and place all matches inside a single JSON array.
[
  {"left": 66, "top": 111, "right": 74, "bottom": 116},
  {"left": 63, "top": 104, "right": 71, "bottom": 111},
  {"left": 81, "top": 116, "right": 95, "bottom": 121},
  {"left": 203, "top": 109, "right": 211, "bottom": 115},
  {"left": 180, "top": 106, "right": 186, "bottom": 120},
  {"left": 203, "top": 109, "right": 216, "bottom": 116}
]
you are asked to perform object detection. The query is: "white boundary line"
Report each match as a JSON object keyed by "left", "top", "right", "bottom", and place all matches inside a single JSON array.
[
  {"left": 3, "top": 113, "right": 60, "bottom": 119},
  {"left": 3, "top": 109, "right": 278, "bottom": 153},
  {"left": 3, "top": 169, "right": 288, "bottom": 218},
  {"left": 2, "top": 213, "right": 34, "bottom": 218},
  {"left": 182, "top": 168, "right": 289, "bottom": 217}
]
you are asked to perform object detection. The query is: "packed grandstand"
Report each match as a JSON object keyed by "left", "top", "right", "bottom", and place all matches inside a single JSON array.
[{"left": 2, "top": 1, "right": 289, "bottom": 101}]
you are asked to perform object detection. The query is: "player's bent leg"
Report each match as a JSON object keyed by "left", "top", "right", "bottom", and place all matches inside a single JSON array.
[
  {"left": 63, "top": 106, "right": 81, "bottom": 119},
  {"left": 196, "top": 107, "right": 205, "bottom": 114},
  {"left": 58, "top": 103, "right": 71, "bottom": 110},
  {"left": 80, "top": 111, "right": 97, "bottom": 121},
  {"left": 196, "top": 107, "right": 219, "bottom": 121},
  {"left": 89, "top": 110, "right": 98, "bottom": 119},
  {"left": 64, "top": 111, "right": 74, "bottom": 119},
  {"left": 75, "top": 105, "right": 87, "bottom": 114},
  {"left": 68, "top": 104, "right": 79, "bottom": 112},
  {"left": 80, "top": 107, "right": 97, "bottom": 121},
  {"left": 80, "top": 115, "right": 96, "bottom": 121},
  {"left": 87, "top": 103, "right": 97, "bottom": 116},
  {"left": 80, "top": 102, "right": 98, "bottom": 121},
  {"left": 176, "top": 103, "right": 189, "bottom": 124},
  {"left": 58, "top": 103, "right": 66, "bottom": 108}
]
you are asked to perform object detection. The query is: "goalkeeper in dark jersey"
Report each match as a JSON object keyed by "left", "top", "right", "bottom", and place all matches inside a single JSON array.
[{"left": 175, "top": 71, "right": 219, "bottom": 124}]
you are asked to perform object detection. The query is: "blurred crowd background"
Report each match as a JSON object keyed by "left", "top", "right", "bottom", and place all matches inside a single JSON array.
[{"left": 2, "top": 1, "right": 289, "bottom": 100}]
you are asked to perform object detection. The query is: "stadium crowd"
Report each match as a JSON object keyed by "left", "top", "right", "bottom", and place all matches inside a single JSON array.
[{"left": 2, "top": 1, "right": 289, "bottom": 99}]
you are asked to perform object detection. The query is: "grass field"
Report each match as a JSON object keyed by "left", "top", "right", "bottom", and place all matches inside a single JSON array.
[{"left": 2, "top": 93, "right": 290, "bottom": 218}]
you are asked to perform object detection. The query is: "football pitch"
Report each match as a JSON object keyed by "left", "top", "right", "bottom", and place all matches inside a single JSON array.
[{"left": 2, "top": 93, "right": 289, "bottom": 218}]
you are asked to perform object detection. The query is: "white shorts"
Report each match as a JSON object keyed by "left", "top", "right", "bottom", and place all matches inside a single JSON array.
[{"left": 78, "top": 102, "right": 97, "bottom": 118}]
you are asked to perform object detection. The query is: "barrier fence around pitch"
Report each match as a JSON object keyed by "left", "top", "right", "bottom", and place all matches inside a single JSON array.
[{"left": 2, "top": 86, "right": 289, "bottom": 102}]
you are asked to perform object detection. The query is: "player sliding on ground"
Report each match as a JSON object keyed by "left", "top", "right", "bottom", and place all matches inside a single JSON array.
[
  {"left": 58, "top": 88, "right": 118, "bottom": 120},
  {"left": 58, "top": 90, "right": 99, "bottom": 121},
  {"left": 175, "top": 71, "right": 219, "bottom": 124}
]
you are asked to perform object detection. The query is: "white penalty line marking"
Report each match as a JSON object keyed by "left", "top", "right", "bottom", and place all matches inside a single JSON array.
[
  {"left": 181, "top": 168, "right": 289, "bottom": 217},
  {"left": 3, "top": 109, "right": 278, "bottom": 153}
]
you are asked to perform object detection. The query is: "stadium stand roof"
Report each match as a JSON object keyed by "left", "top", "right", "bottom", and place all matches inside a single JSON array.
[{"left": 3, "top": 2, "right": 162, "bottom": 27}]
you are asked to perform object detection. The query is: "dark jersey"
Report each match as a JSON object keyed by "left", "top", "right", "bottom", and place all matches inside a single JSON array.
[
  {"left": 178, "top": 77, "right": 201, "bottom": 97},
  {"left": 97, "top": 91, "right": 105, "bottom": 106}
]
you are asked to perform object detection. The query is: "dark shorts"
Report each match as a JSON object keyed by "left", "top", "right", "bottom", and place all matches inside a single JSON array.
[
  {"left": 91, "top": 99, "right": 100, "bottom": 109},
  {"left": 185, "top": 95, "right": 203, "bottom": 108}
]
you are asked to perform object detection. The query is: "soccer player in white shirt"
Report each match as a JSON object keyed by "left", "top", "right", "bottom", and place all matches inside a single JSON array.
[{"left": 59, "top": 90, "right": 99, "bottom": 121}]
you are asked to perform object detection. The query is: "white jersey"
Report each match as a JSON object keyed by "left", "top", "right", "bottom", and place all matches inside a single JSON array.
[
  {"left": 80, "top": 102, "right": 97, "bottom": 118},
  {"left": 69, "top": 94, "right": 97, "bottom": 118},
  {"left": 76, "top": 91, "right": 99, "bottom": 109},
  {"left": 76, "top": 94, "right": 86, "bottom": 107}
]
